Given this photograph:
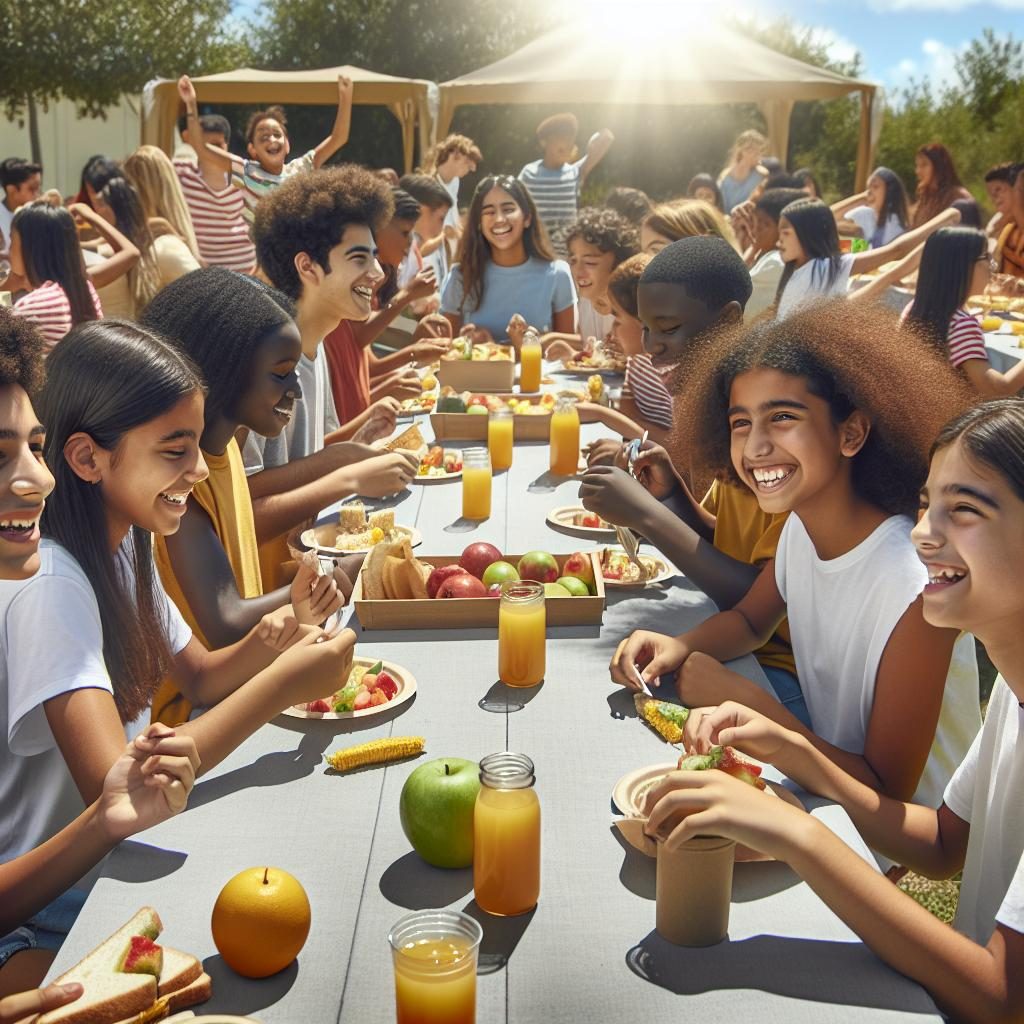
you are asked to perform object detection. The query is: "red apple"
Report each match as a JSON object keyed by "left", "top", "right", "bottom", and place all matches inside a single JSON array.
[
  {"left": 437, "top": 574, "right": 488, "bottom": 599},
  {"left": 459, "top": 542, "right": 504, "bottom": 579},
  {"left": 562, "top": 551, "right": 596, "bottom": 594},
  {"left": 427, "top": 564, "right": 471, "bottom": 599},
  {"left": 518, "top": 550, "right": 559, "bottom": 584}
]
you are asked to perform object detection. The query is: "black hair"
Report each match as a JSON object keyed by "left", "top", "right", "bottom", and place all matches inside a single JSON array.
[
  {"left": 79, "top": 155, "right": 121, "bottom": 198},
  {"left": 11, "top": 203, "right": 97, "bottom": 329},
  {"left": 141, "top": 268, "right": 295, "bottom": 426},
  {"left": 246, "top": 106, "right": 288, "bottom": 145},
  {"left": 869, "top": 167, "right": 910, "bottom": 231},
  {"left": 761, "top": 157, "right": 784, "bottom": 176},
  {"left": 686, "top": 174, "right": 725, "bottom": 212},
  {"left": 0, "top": 307, "right": 45, "bottom": 395},
  {"left": 754, "top": 188, "right": 807, "bottom": 224},
  {"left": 254, "top": 164, "right": 394, "bottom": 301},
  {"left": 604, "top": 187, "right": 652, "bottom": 225},
  {"left": 775, "top": 197, "right": 842, "bottom": 302},
  {"left": 764, "top": 172, "right": 806, "bottom": 191},
  {"left": 0, "top": 158, "right": 42, "bottom": 189},
  {"left": 905, "top": 227, "right": 987, "bottom": 354},
  {"left": 99, "top": 176, "right": 150, "bottom": 250},
  {"left": 952, "top": 198, "right": 983, "bottom": 229},
  {"left": 38, "top": 320, "right": 204, "bottom": 724},
  {"left": 177, "top": 111, "right": 232, "bottom": 139},
  {"left": 984, "top": 163, "right": 1017, "bottom": 186},
  {"left": 792, "top": 168, "right": 821, "bottom": 197},
  {"left": 398, "top": 173, "right": 453, "bottom": 210},
  {"left": 564, "top": 207, "right": 639, "bottom": 266},
  {"left": 537, "top": 113, "right": 578, "bottom": 141},
  {"left": 932, "top": 399, "right": 1024, "bottom": 503},
  {"left": 391, "top": 187, "right": 422, "bottom": 223},
  {"left": 640, "top": 235, "right": 752, "bottom": 311}
]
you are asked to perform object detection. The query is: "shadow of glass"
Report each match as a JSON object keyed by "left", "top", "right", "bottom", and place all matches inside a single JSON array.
[
  {"left": 460, "top": 900, "right": 536, "bottom": 975},
  {"left": 103, "top": 841, "right": 187, "bottom": 884},
  {"left": 201, "top": 955, "right": 298, "bottom": 1014},
  {"left": 378, "top": 851, "right": 474, "bottom": 911},
  {"left": 606, "top": 688, "right": 637, "bottom": 721},
  {"left": 625, "top": 931, "right": 937, "bottom": 1013},
  {"left": 612, "top": 827, "right": 657, "bottom": 900},
  {"left": 528, "top": 471, "right": 562, "bottom": 493},
  {"left": 444, "top": 517, "right": 485, "bottom": 534},
  {"left": 479, "top": 680, "right": 544, "bottom": 713}
]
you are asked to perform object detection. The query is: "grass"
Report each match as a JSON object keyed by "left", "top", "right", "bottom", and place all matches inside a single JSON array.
[{"left": 896, "top": 638, "right": 996, "bottom": 923}]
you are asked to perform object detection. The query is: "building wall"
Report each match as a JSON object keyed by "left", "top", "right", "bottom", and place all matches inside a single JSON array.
[{"left": 0, "top": 95, "right": 143, "bottom": 198}]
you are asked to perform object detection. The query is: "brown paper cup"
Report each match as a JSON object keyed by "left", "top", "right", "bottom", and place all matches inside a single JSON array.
[{"left": 655, "top": 835, "right": 735, "bottom": 946}]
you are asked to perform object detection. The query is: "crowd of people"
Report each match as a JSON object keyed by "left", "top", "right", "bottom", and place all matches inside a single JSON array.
[{"left": 0, "top": 81, "right": 1023, "bottom": 1023}]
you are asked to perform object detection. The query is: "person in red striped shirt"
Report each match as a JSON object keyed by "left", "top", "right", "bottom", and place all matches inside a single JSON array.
[{"left": 904, "top": 227, "right": 1024, "bottom": 397}]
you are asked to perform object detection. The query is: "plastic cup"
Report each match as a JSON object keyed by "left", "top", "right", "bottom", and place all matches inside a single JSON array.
[{"left": 655, "top": 835, "right": 735, "bottom": 946}]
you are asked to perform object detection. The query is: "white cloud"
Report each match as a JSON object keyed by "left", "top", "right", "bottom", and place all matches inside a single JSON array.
[
  {"left": 817, "top": 27, "right": 860, "bottom": 64},
  {"left": 885, "top": 37, "right": 968, "bottom": 92},
  {"left": 869, "top": 0, "right": 1024, "bottom": 9}
]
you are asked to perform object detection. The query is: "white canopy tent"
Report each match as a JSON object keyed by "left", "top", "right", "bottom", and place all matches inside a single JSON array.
[
  {"left": 437, "top": 21, "right": 880, "bottom": 188},
  {"left": 143, "top": 65, "right": 435, "bottom": 172}
]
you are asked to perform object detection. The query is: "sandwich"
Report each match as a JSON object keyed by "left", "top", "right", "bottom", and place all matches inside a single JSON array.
[
  {"left": 38, "top": 907, "right": 210, "bottom": 1024},
  {"left": 384, "top": 423, "right": 427, "bottom": 459},
  {"left": 360, "top": 537, "right": 431, "bottom": 601}
]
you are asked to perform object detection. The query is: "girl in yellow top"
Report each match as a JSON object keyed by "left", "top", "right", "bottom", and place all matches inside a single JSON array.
[{"left": 142, "top": 269, "right": 350, "bottom": 724}]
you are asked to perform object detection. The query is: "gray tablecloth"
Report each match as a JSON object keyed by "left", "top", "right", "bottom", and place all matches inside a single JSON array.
[
  {"left": 47, "top": 390, "right": 940, "bottom": 1022},
  {"left": 986, "top": 331, "right": 1022, "bottom": 373}
]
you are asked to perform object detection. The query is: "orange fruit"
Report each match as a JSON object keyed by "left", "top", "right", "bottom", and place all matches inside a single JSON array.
[{"left": 211, "top": 867, "right": 311, "bottom": 978}]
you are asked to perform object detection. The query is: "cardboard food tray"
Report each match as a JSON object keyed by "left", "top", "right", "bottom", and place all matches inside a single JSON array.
[
  {"left": 353, "top": 553, "right": 605, "bottom": 629},
  {"left": 430, "top": 398, "right": 552, "bottom": 442},
  {"left": 437, "top": 357, "right": 515, "bottom": 393}
]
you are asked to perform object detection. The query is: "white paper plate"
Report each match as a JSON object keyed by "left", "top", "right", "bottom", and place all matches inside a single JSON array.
[
  {"left": 411, "top": 469, "right": 463, "bottom": 483},
  {"left": 301, "top": 523, "right": 422, "bottom": 557},
  {"left": 596, "top": 547, "right": 677, "bottom": 588},
  {"left": 546, "top": 505, "right": 618, "bottom": 538},
  {"left": 282, "top": 658, "right": 416, "bottom": 720}
]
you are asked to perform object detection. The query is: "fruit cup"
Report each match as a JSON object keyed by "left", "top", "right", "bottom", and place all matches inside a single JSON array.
[{"left": 389, "top": 909, "right": 483, "bottom": 1024}]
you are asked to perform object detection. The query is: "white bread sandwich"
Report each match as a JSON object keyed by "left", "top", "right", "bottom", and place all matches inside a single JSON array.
[{"left": 37, "top": 907, "right": 210, "bottom": 1024}]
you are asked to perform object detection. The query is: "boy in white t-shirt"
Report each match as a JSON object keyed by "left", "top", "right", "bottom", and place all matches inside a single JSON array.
[{"left": 642, "top": 399, "right": 1024, "bottom": 1022}]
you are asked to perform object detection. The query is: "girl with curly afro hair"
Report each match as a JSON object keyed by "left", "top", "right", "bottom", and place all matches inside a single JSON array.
[{"left": 612, "top": 300, "right": 983, "bottom": 812}]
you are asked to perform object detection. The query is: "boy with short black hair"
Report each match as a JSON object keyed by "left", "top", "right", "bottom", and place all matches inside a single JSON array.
[
  {"left": 518, "top": 113, "right": 614, "bottom": 256},
  {"left": 0, "top": 158, "right": 42, "bottom": 260},
  {"left": 399, "top": 172, "right": 454, "bottom": 286}
]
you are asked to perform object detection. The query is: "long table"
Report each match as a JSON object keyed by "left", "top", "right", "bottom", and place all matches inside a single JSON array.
[{"left": 47, "top": 401, "right": 941, "bottom": 1022}]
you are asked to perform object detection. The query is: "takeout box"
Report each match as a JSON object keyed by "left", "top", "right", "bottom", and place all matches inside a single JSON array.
[
  {"left": 430, "top": 398, "right": 552, "bottom": 442},
  {"left": 353, "top": 552, "right": 605, "bottom": 629},
  {"left": 436, "top": 357, "right": 515, "bottom": 394}
]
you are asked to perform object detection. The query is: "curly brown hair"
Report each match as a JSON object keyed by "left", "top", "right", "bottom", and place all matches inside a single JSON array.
[
  {"left": 253, "top": 164, "right": 394, "bottom": 300},
  {"left": 0, "top": 307, "right": 45, "bottom": 396},
  {"left": 672, "top": 300, "right": 975, "bottom": 517},
  {"left": 607, "top": 252, "right": 651, "bottom": 318},
  {"left": 565, "top": 207, "right": 639, "bottom": 267},
  {"left": 246, "top": 105, "right": 288, "bottom": 144}
]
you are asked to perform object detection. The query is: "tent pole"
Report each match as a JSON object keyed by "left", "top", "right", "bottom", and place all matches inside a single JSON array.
[{"left": 854, "top": 88, "right": 873, "bottom": 191}]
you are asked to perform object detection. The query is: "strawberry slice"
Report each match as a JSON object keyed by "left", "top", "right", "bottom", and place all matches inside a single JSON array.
[
  {"left": 306, "top": 698, "right": 331, "bottom": 714},
  {"left": 376, "top": 671, "right": 398, "bottom": 700}
]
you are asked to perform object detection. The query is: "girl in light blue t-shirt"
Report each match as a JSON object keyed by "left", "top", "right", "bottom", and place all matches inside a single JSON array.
[{"left": 440, "top": 175, "right": 576, "bottom": 342}]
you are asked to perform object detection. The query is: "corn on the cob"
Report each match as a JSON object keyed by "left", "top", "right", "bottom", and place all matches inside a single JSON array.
[
  {"left": 635, "top": 694, "right": 689, "bottom": 744},
  {"left": 325, "top": 736, "right": 425, "bottom": 772}
]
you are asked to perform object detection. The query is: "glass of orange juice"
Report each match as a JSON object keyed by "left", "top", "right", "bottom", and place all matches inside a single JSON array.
[
  {"left": 474, "top": 752, "right": 541, "bottom": 917},
  {"left": 461, "top": 448, "right": 492, "bottom": 520},
  {"left": 498, "top": 581, "right": 545, "bottom": 687},
  {"left": 549, "top": 397, "right": 580, "bottom": 476},
  {"left": 487, "top": 407, "right": 514, "bottom": 471},
  {"left": 519, "top": 331, "right": 542, "bottom": 394},
  {"left": 389, "top": 909, "right": 483, "bottom": 1024}
]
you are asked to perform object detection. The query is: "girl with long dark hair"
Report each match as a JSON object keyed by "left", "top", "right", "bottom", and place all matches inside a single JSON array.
[
  {"left": 832, "top": 167, "right": 910, "bottom": 247},
  {"left": 686, "top": 173, "right": 725, "bottom": 212},
  {"left": 440, "top": 174, "right": 576, "bottom": 343},
  {"left": 905, "top": 227, "right": 1024, "bottom": 395},
  {"left": 912, "top": 142, "right": 975, "bottom": 228},
  {"left": 9, "top": 201, "right": 137, "bottom": 352}
]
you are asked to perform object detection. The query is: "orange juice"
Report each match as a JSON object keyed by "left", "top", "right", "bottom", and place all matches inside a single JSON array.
[
  {"left": 498, "top": 583, "right": 545, "bottom": 687},
  {"left": 474, "top": 754, "right": 541, "bottom": 917},
  {"left": 461, "top": 448, "right": 491, "bottom": 520},
  {"left": 488, "top": 409, "right": 514, "bottom": 471},
  {"left": 389, "top": 911, "right": 482, "bottom": 1024},
  {"left": 549, "top": 399, "right": 580, "bottom": 476},
  {"left": 519, "top": 339, "right": 542, "bottom": 393}
]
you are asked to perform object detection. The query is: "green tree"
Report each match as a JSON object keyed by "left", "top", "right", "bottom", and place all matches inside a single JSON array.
[
  {"left": 0, "top": 0, "right": 250, "bottom": 163},
  {"left": 954, "top": 29, "right": 1023, "bottom": 129}
]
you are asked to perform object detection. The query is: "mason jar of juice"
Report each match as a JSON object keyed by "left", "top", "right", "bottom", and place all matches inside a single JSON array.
[
  {"left": 473, "top": 752, "right": 541, "bottom": 917},
  {"left": 549, "top": 397, "right": 580, "bottom": 476},
  {"left": 498, "top": 580, "right": 545, "bottom": 687},
  {"left": 488, "top": 406, "right": 514, "bottom": 471},
  {"left": 519, "top": 330, "right": 542, "bottom": 393},
  {"left": 461, "top": 448, "right": 492, "bottom": 521}
]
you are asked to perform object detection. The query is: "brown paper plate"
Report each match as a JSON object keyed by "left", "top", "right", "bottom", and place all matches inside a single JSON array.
[
  {"left": 546, "top": 505, "right": 618, "bottom": 539},
  {"left": 596, "top": 547, "right": 677, "bottom": 588},
  {"left": 300, "top": 523, "right": 422, "bottom": 557},
  {"left": 282, "top": 657, "right": 416, "bottom": 720},
  {"left": 612, "top": 762, "right": 803, "bottom": 862},
  {"left": 411, "top": 468, "right": 463, "bottom": 483}
]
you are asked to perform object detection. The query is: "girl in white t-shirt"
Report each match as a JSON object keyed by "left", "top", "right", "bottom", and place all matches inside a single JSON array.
[
  {"left": 644, "top": 399, "right": 1024, "bottom": 1023},
  {"left": 832, "top": 166, "right": 910, "bottom": 248},
  {"left": 5, "top": 322, "right": 355, "bottom": 871},
  {"left": 612, "top": 300, "right": 980, "bottom": 809},
  {"left": 775, "top": 197, "right": 960, "bottom": 319}
]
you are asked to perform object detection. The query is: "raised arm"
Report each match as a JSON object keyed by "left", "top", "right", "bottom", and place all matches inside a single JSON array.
[
  {"left": 850, "top": 206, "right": 960, "bottom": 274},
  {"left": 69, "top": 203, "right": 140, "bottom": 289},
  {"left": 830, "top": 189, "right": 869, "bottom": 220},
  {"left": 578, "top": 129, "right": 615, "bottom": 186},
  {"left": 178, "top": 75, "right": 235, "bottom": 175},
  {"left": 312, "top": 75, "right": 354, "bottom": 169},
  {"left": 848, "top": 242, "right": 924, "bottom": 304}
]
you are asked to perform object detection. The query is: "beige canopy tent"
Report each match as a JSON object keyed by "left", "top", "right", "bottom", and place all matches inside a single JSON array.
[
  {"left": 143, "top": 65, "right": 435, "bottom": 172},
  {"left": 438, "top": 21, "right": 879, "bottom": 188}
]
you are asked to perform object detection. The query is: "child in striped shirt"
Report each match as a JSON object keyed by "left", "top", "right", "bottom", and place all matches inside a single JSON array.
[
  {"left": 177, "top": 74, "right": 354, "bottom": 231},
  {"left": 518, "top": 113, "right": 614, "bottom": 257}
]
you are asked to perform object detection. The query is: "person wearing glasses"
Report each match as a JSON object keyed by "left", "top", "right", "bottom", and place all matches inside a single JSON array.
[
  {"left": 904, "top": 227, "right": 1024, "bottom": 396},
  {"left": 439, "top": 175, "right": 576, "bottom": 345}
]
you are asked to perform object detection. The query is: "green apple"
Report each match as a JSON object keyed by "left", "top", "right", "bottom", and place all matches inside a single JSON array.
[
  {"left": 544, "top": 582, "right": 572, "bottom": 598},
  {"left": 482, "top": 561, "right": 520, "bottom": 588},
  {"left": 555, "top": 575, "right": 590, "bottom": 597},
  {"left": 466, "top": 405, "right": 489, "bottom": 416},
  {"left": 399, "top": 758, "right": 480, "bottom": 868},
  {"left": 518, "top": 550, "right": 559, "bottom": 584}
]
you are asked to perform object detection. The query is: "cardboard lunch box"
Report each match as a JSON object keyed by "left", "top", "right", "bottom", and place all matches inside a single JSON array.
[
  {"left": 352, "top": 552, "right": 605, "bottom": 629},
  {"left": 436, "top": 356, "right": 516, "bottom": 393},
  {"left": 430, "top": 397, "right": 553, "bottom": 442}
]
